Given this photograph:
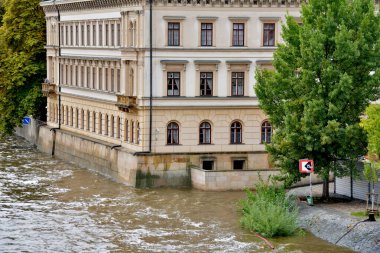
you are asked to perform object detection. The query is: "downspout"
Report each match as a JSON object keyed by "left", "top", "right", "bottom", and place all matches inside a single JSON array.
[
  {"left": 148, "top": 0, "right": 153, "bottom": 152},
  {"left": 50, "top": 0, "right": 61, "bottom": 156}
]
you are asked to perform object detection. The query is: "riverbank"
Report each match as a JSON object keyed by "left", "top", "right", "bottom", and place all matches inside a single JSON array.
[{"left": 290, "top": 184, "right": 380, "bottom": 253}]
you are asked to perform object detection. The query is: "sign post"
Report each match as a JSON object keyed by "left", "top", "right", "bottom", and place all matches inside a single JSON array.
[
  {"left": 299, "top": 159, "right": 314, "bottom": 206},
  {"left": 22, "top": 116, "right": 31, "bottom": 125}
]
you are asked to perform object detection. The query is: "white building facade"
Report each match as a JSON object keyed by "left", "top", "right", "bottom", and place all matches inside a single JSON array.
[{"left": 40, "top": 0, "right": 305, "bottom": 188}]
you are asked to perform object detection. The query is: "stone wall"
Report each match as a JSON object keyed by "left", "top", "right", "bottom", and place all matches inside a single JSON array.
[{"left": 191, "top": 168, "right": 280, "bottom": 191}]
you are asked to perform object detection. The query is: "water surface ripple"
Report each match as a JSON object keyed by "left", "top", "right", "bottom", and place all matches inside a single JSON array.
[{"left": 0, "top": 136, "right": 353, "bottom": 252}]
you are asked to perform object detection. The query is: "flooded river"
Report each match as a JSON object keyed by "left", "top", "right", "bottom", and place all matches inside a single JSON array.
[{"left": 0, "top": 135, "right": 353, "bottom": 252}]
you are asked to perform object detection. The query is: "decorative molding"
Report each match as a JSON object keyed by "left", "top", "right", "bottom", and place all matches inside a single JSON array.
[
  {"left": 151, "top": 0, "right": 308, "bottom": 8},
  {"left": 41, "top": 0, "right": 143, "bottom": 13},
  {"left": 259, "top": 17, "right": 281, "bottom": 21},
  {"left": 196, "top": 16, "right": 218, "bottom": 21},
  {"left": 163, "top": 16, "right": 186, "bottom": 20}
]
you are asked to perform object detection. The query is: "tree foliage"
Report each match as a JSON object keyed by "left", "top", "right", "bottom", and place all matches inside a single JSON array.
[
  {"left": 255, "top": 0, "right": 380, "bottom": 196},
  {"left": 0, "top": 0, "right": 46, "bottom": 135},
  {"left": 361, "top": 104, "right": 380, "bottom": 158}
]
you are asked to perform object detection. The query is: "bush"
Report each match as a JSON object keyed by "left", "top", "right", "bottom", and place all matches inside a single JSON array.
[{"left": 240, "top": 179, "right": 299, "bottom": 237}]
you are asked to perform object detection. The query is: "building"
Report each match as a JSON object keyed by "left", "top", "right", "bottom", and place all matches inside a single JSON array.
[{"left": 40, "top": 0, "right": 304, "bottom": 189}]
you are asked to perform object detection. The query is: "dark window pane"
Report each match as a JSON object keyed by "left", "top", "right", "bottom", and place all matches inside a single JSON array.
[{"left": 168, "top": 22, "right": 180, "bottom": 46}]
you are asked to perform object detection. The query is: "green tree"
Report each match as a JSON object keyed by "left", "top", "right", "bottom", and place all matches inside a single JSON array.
[
  {"left": 361, "top": 104, "right": 380, "bottom": 158},
  {"left": 0, "top": 0, "right": 46, "bottom": 135},
  {"left": 255, "top": 0, "right": 380, "bottom": 198}
]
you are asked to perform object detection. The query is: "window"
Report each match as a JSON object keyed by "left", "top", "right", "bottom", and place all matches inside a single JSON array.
[
  {"left": 99, "top": 24, "right": 103, "bottom": 46},
  {"left": 75, "top": 25, "right": 79, "bottom": 46},
  {"left": 231, "top": 72, "right": 244, "bottom": 96},
  {"left": 167, "top": 122, "right": 179, "bottom": 145},
  {"left": 261, "top": 121, "right": 272, "bottom": 143},
  {"left": 70, "top": 25, "right": 73, "bottom": 45},
  {"left": 65, "top": 26, "right": 68, "bottom": 45},
  {"left": 202, "top": 160, "right": 214, "bottom": 170},
  {"left": 231, "top": 121, "right": 242, "bottom": 144},
  {"left": 233, "top": 160, "right": 245, "bottom": 170},
  {"left": 167, "top": 72, "right": 180, "bottom": 96},
  {"left": 87, "top": 25, "right": 90, "bottom": 46},
  {"left": 105, "top": 24, "right": 109, "bottom": 46},
  {"left": 201, "top": 23, "right": 213, "bottom": 46},
  {"left": 111, "top": 24, "right": 115, "bottom": 46},
  {"left": 117, "top": 24, "right": 121, "bottom": 46},
  {"left": 199, "top": 122, "right": 211, "bottom": 144},
  {"left": 233, "top": 23, "right": 244, "bottom": 46},
  {"left": 263, "top": 23, "right": 275, "bottom": 46},
  {"left": 81, "top": 25, "right": 84, "bottom": 46},
  {"left": 93, "top": 24, "right": 96, "bottom": 46},
  {"left": 168, "top": 22, "right": 180, "bottom": 46},
  {"left": 200, "top": 72, "right": 213, "bottom": 96},
  {"left": 131, "top": 121, "right": 134, "bottom": 143}
]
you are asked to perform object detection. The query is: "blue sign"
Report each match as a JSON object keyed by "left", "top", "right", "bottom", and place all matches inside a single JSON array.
[{"left": 22, "top": 116, "right": 31, "bottom": 125}]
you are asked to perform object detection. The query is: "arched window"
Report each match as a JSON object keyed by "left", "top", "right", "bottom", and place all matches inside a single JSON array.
[
  {"left": 199, "top": 122, "right": 211, "bottom": 144},
  {"left": 231, "top": 121, "right": 242, "bottom": 144},
  {"left": 261, "top": 121, "right": 272, "bottom": 143},
  {"left": 167, "top": 122, "right": 179, "bottom": 145}
]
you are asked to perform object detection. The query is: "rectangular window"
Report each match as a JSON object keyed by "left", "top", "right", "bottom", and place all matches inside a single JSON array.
[
  {"left": 111, "top": 24, "right": 115, "bottom": 46},
  {"left": 105, "top": 68, "right": 109, "bottom": 91},
  {"left": 86, "top": 66, "right": 90, "bottom": 88},
  {"left": 200, "top": 72, "right": 213, "bottom": 96},
  {"left": 81, "top": 25, "right": 84, "bottom": 46},
  {"left": 75, "top": 25, "right": 79, "bottom": 45},
  {"left": 168, "top": 22, "right": 180, "bottom": 46},
  {"left": 70, "top": 25, "right": 73, "bottom": 45},
  {"left": 87, "top": 25, "right": 90, "bottom": 46},
  {"left": 232, "top": 23, "right": 244, "bottom": 46},
  {"left": 201, "top": 23, "right": 213, "bottom": 46},
  {"left": 117, "top": 24, "right": 121, "bottom": 46},
  {"left": 99, "top": 68, "right": 103, "bottom": 90},
  {"left": 167, "top": 72, "right": 180, "bottom": 96},
  {"left": 75, "top": 65, "right": 79, "bottom": 86},
  {"left": 99, "top": 24, "right": 103, "bottom": 46},
  {"left": 263, "top": 23, "right": 275, "bottom": 46},
  {"left": 81, "top": 66, "right": 84, "bottom": 87},
  {"left": 65, "top": 26, "right": 68, "bottom": 45},
  {"left": 111, "top": 69, "right": 115, "bottom": 92},
  {"left": 93, "top": 24, "right": 96, "bottom": 46},
  {"left": 105, "top": 24, "right": 109, "bottom": 46},
  {"left": 117, "top": 69, "right": 120, "bottom": 92},
  {"left": 231, "top": 72, "right": 244, "bottom": 96},
  {"left": 92, "top": 67, "right": 96, "bottom": 89},
  {"left": 233, "top": 160, "right": 245, "bottom": 170},
  {"left": 60, "top": 26, "right": 64, "bottom": 45}
]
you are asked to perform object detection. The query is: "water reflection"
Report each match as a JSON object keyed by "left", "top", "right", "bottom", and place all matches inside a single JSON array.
[{"left": 0, "top": 136, "right": 353, "bottom": 252}]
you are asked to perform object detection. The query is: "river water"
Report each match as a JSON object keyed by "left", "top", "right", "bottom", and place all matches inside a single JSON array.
[{"left": 0, "top": 135, "right": 353, "bottom": 253}]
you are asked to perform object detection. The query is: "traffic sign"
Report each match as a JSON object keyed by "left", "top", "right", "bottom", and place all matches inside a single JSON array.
[
  {"left": 299, "top": 159, "right": 314, "bottom": 173},
  {"left": 22, "top": 116, "right": 31, "bottom": 125}
]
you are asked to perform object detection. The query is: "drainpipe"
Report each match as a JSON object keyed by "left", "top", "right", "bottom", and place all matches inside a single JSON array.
[
  {"left": 148, "top": 0, "right": 153, "bottom": 152},
  {"left": 50, "top": 0, "right": 61, "bottom": 156}
]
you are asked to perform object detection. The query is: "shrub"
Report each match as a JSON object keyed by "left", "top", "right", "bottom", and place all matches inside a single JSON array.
[{"left": 240, "top": 179, "right": 299, "bottom": 237}]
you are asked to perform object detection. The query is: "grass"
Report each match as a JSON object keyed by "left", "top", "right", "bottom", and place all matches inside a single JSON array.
[
  {"left": 240, "top": 179, "right": 299, "bottom": 238},
  {"left": 351, "top": 211, "right": 380, "bottom": 218}
]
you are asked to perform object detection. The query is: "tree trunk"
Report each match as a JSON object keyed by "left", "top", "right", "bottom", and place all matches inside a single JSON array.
[{"left": 322, "top": 177, "right": 329, "bottom": 200}]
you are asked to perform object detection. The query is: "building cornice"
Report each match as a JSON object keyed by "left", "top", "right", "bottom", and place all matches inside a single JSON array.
[
  {"left": 40, "top": 0, "right": 143, "bottom": 13},
  {"left": 150, "top": 0, "right": 308, "bottom": 8}
]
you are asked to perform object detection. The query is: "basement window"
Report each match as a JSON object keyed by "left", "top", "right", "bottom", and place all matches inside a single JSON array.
[
  {"left": 233, "top": 160, "right": 245, "bottom": 170},
  {"left": 202, "top": 160, "right": 214, "bottom": 171}
]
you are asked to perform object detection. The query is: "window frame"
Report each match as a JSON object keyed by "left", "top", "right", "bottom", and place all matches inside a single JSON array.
[
  {"left": 232, "top": 23, "right": 245, "bottom": 47},
  {"left": 230, "top": 121, "right": 242, "bottom": 144},
  {"left": 200, "top": 23, "right": 213, "bottom": 47},
  {"left": 231, "top": 72, "right": 245, "bottom": 96},
  {"left": 261, "top": 120, "right": 273, "bottom": 144},
  {"left": 199, "top": 121, "right": 212, "bottom": 144},
  {"left": 167, "top": 122, "right": 179, "bottom": 145},
  {"left": 167, "top": 72, "right": 181, "bottom": 96},
  {"left": 167, "top": 22, "right": 180, "bottom": 46},
  {"left": 263, "top": 23, "right": 276, "bottom": 47},
  {"left": 200, "top": 72, "right": 213, "bottom": 96}
]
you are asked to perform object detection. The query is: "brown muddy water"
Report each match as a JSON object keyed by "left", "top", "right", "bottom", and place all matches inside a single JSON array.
[{"left": 0, "top": 135, "right": 353, "bottom": 252}]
